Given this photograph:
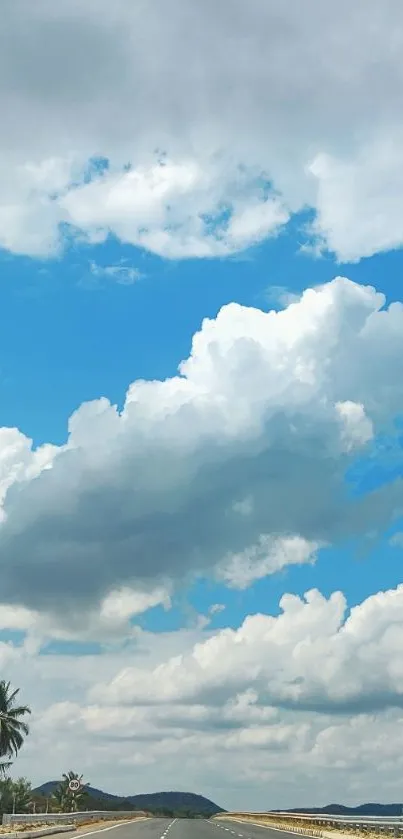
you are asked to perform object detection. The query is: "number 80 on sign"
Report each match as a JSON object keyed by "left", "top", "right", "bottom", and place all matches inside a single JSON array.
[{"left": 68, "top": 780, "right": 81, "bottom": 792}]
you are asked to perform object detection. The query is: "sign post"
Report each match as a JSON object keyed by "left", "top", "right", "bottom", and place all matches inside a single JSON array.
[{"left": 68, "top": 779, "right": 81, "bottom": 813}]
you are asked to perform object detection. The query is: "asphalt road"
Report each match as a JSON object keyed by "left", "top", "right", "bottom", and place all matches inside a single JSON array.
[
  {"left": 210, "top": 818, "right": 303, "bottom": 839},
  {"left": 60, "top": 817, "right": 302, "bottom": 839}
]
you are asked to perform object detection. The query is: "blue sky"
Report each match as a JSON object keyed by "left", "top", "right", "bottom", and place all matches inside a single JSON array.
[{"left": 3, "top": 0, "right": 403, "bottom": 813}]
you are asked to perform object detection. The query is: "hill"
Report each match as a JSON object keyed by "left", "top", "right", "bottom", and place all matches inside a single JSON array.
[
  {"left": 125, "top": 791, "right": 223, "bottom": 814},
  {"left": 283, "top": 804, "right": 403, "bottom": 816},
  {"left": 33, "top": 783, "right": 224, "bottom": 817},
  {"left": 34, "top": 781, "right": 121, "bottom": 803}
]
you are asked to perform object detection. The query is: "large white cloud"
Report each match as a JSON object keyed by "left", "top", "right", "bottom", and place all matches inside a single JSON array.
[
  {"left": 90, "top": 584, "right": 403, "bottom": 714},
  {"left": 0, "top": 276, "right": 402, "bottom": 619},
  {"left": 1, "top": 0, "right": 403, "bottom": 260},
  {"left": 6, "top": 584, "right": 403, "bottom": 810}
]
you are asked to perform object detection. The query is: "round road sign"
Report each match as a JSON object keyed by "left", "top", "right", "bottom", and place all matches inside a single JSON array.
[{"left": 68, "top": 780, "right": 81, "bottom": 792}]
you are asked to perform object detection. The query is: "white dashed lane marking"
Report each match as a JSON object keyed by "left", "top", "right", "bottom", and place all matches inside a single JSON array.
[
  {"left": 160, "top": 818, "right": 177, "bottom": 839},
  {"left": 211, "top": 823, "right": 320, "bottom": 839}
]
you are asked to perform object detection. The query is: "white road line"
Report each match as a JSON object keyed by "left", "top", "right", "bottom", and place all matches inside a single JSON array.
[
  {"left": 221, "top": 824, "right": 320, "bottom": 839},
  {"left": 75, "top": 821, "right": 148, "bottom": 839}
]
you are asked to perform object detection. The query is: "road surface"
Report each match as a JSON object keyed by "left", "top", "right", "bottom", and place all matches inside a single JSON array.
[
  {"left": 211, "top": 819, "right": 303, "bottom": 839},
  {"left": 61, "top": 817, "right": 305, "bottom": 839}
]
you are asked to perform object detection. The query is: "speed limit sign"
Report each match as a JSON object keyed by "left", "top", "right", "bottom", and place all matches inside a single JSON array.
[{"left": 68, "top": 780, "right": 81, "bottom": 792}]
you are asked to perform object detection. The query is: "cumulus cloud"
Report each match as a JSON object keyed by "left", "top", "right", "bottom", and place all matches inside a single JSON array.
[
  {"left": 7, "top": 584, "right": 403, "bottom": 809},
  {"left": 91, "top": 584, "right": 403, "bottom": 714},
  {"left": 1, "top": 1, "right": 403, "bottom": 260},
  {"left": 0, "top": 277, "right": 402, "bottom": 619}
]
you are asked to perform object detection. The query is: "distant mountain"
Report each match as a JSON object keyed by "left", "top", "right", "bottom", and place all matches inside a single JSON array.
[
  {"left": 33, "top": 783, "right": 224, "bottom": 816},
  {"left": 34, "top": 781, "right": 121, "bottom": 801},
  {"left": 282, "top": 804, "right": 403, "bottom": 816},
  {"left": 126, "top": 792, "right": 224, "bottom": 814}
]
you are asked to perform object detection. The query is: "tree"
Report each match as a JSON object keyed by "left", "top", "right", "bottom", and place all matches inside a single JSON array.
[
  {"left": 0, "top": 777, "right": 32, "bottom": 817},
  {"left": 52, "top": 783, "right": 69, "bottom": 813},
  {"left": 0, "top": 681, "right": 31, "bottom": 774},
  {"left": 53, "top": 772, "right": 89, "bottom": 813},
  {"left": 11, "top": 777, "right": 32, "bottom": 813}
]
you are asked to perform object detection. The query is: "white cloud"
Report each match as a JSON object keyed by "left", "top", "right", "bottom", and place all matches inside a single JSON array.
[
  {"left": 0, "top": 277, "right": 401, "bottom": 620},
  {"left": 335, "top": 401, "right": 374, "bottom": 452},
  {"left": 210, "top": 604, "right": 225, "bottom": 616},
  {"left": 99, "top": 586, "right": 170, "bottom": 625},
  {"left": 196, "top": 603, "right": 226, "bottom": 630},
  {"left": 0, "top": 585, "right": 171, "bottom": 647},
  {"left": 0, "top": 428, "right": 57, "bottom": 522},
  {"left": 217, "top": 535, "right": 320, "bottom": 589},
  {"left": 61, "top": 159, "right": 288, "bottom": 259},
  {"left": 308, "top": 137, "right": 403, "bottom": 261},
  {"left": 89, "top": 261, "right": 142, "bottom": 285},
  {"left": 1, "top": 1, "right": 403, "bottom": 260},
  {"left": 6, "top": 584, "right": 403, "bottom": 810},
  {"left": 91, "top": 584, "right": 403, "bottom": 713}
]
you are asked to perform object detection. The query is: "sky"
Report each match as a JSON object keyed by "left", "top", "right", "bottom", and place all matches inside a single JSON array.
[{"left": 2, "top": 0, "right": 403, "bottom": 813}]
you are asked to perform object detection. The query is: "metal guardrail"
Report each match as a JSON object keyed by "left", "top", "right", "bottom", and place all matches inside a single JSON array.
[
  {"left": 214, "top": 812, "right": 403, "bottom": 834},
  {"left": 271, "top": 813, "right": 403, "bottom": 825},
  {"left": 2, "top": 811, "right": 147, "bottom": 827}
]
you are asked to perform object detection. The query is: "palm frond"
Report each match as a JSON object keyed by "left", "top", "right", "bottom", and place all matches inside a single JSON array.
[{"left": 0, "top": 682, "right": 31, "bottom": 762}]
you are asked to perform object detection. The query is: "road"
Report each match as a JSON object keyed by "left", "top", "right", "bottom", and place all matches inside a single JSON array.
[
  {"left": 211, "top": 819, "right": 303, "bottom": 839},
  {"left": 61, "top": 817, "right": 304, "bottom": 839}
]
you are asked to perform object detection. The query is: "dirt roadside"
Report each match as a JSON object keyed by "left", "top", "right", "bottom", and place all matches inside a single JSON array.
[{"left": 0, "top": 816, "right": 150, "bottom": 838}]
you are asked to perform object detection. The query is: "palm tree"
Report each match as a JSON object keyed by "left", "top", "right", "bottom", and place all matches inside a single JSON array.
[
  {"left": 0, "top": 682, "right": 31, "bottom": 773},
  {"left": 52, "top": 784, "right": 68, "bottom": 813},
  {"left": 53, "top": 772, "right": 89, "bottom": 813},
  {"left": 0, "top": 777, "right": 32, "bottom": 817},
  {"left": 52, "top": 784, "right": 69, "bottom": 813},
  {"left": 12, "top": 777, "right": 32, "bottom": 813},
  {"left": 0, "top": 760, "right": 12, "bottom": 778}
]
